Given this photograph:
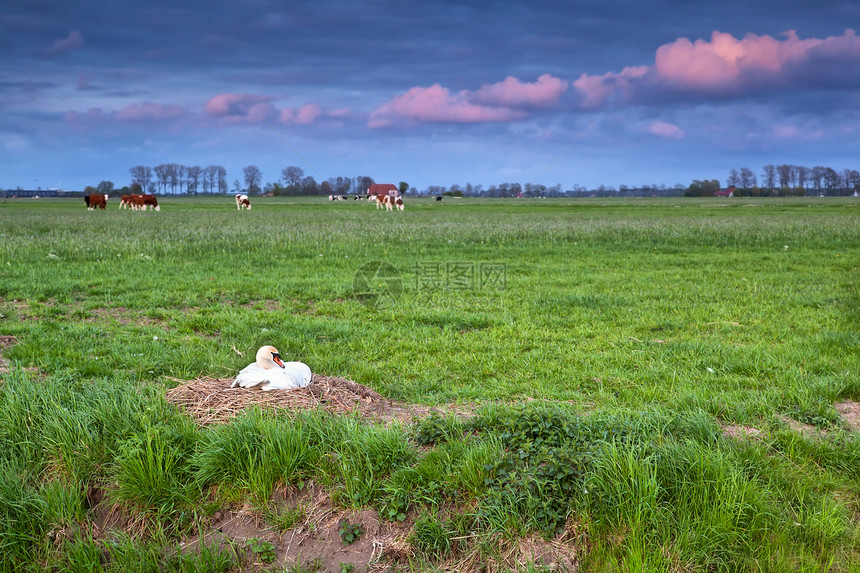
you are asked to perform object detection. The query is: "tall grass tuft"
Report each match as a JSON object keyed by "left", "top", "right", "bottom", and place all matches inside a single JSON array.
[
  {"left": 194, "top": 409, "right": 323, "bottom": 503},
  {"left": 0, "top": 460, "right": 48, "bottom": 571},
  {"left": 110, "top": 420, "right": 200, "bottom": 518}
]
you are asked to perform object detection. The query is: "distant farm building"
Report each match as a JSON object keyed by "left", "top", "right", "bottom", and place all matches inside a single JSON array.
[
  {"left": 367, "top": 183, "right": 398, "bottom": 197},
  {"left": 715, "top": 187, "right": 735, "bottom": 197}
]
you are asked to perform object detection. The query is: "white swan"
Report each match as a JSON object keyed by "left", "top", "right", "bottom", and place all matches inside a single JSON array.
[{"left": 230, "top": 345, "right": 312, "bottom": 390}]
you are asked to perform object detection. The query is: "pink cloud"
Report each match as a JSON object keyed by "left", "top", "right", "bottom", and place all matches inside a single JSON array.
[
  {"left": 44, "top": 30, "right": 84, "bottom": 57},
  {"left": 369, "top": 83, "right": 529, "bottom": 128},
  {"left": 647, "top": 120, "right": 685, "bottom": 139},
  {"left": 204, "top": 93, "right": 275, "bottom": 124},
  {"left": 472, "top": 74, "right": 568, "bottom": 108},
  {"left": 572, "top": 66, "right": 648, "bottom": 109},
  {"left": 280, "top": 103, "right": 322, "bottom": 125},
  {"left": 654, "top": 30, "right": 830, "bottom": 91},
  {"left": 573, "top": 29, "right": 860, "bottom": 108}
]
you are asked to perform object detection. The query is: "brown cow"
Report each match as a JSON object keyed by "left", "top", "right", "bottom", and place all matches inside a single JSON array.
[
  {"left": 141, "top": 194, "right": 160, "bottom": 211},
  {"left": 235, "top": 194, "right": 251, "bottom": 210},
  {"left": 85, "top": 194, "right": 108, "bottom": 210},
  {"left": 128, "top": 194, "right": 145, "bottom": 210}
]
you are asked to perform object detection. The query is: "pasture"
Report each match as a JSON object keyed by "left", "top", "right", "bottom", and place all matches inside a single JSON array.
[{"left": 0, "top": 196, "right": 859, "bottom": 572}]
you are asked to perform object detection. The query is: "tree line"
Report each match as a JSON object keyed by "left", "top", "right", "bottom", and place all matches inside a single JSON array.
[
  {"left": 122, "top": 164, "right": 388, "bottom": 197},
  {"left": 723, "top": 164, "right": 859, "bottom": 196},
  {"left": 69, "top": 162, "right": 860, "bottom": 199}
]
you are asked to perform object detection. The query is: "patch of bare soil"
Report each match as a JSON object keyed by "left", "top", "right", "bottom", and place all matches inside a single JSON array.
[
  {"left": 775, "top": 415, "right": 819, "bottom": 436},
  {"left": 0, "top": 335, "right": 16, "bottom": 371},
  {"left": 835, "top": 400, "right": 860, "bottom": 432},
  {"left": 0, "top": 334, "right": 39, "bottom": 374},
  {"left": 721, "top": 424, "right": 763, "bottom": 441},
  {"left": 165, "top": 374, "right": 474, "bottom": 426}
]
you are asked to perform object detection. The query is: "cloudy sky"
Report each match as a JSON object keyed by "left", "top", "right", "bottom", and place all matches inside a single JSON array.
[{"left": 2, "top": 0, "right": 859, "bottom": 191}]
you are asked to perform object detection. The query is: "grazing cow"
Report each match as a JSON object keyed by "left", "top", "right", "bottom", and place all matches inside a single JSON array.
[
  {"left": 435, "top": 196, "right": 443, "bottom": 202},
  {"left": 236, "top": 194, "right": 251, "bottom": 210},
  {"left": 119, "top": 195, "right": 131, "bottom": 209},
  {"left": 141, "top": 194, "right": 160, "bottom": 211},
  {"left": 128, "top": 195, "right": 145, "bottom": 210},
  {"left": 394, "top": 196, "right": 404, "bottom": 211},
  {"left": 374, "top": 194, "right": 394, "bottom": 210},
  {"left": 85, "top": 194, "right": 108, "bottom": 210}
]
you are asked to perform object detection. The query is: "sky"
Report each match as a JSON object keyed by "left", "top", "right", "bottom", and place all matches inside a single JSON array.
[{"left": 2, "top": 0, "right": 860, "bottom": 191}]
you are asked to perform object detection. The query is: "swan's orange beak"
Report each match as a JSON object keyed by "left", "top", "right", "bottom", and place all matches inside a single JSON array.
[{"left": 271, "top": 352, "right": 285, "bottom": 368}]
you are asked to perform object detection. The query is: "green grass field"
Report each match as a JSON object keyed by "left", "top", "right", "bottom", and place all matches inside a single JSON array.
[{"left": 1, "top": 196, "right": 859, "bottom": 572}]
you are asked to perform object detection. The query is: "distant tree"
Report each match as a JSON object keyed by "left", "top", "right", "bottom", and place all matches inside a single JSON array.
[
  {"left": 216, "top": 166, "right": 227, "bottom": 195},
  {"left": 739, "top": 167, "right": 756, "bottom": 189},
  {"left": 243, "top": 165, "right": 263, "bottom": 195},
  {"left": 762, "top": 165, "right": 776, "bottom": 191},
  {"left": 320, "top": 180, "right": 333, "bottom": 196},
  {"left": 129, "top": 166, "right": 148, "bottom": 188},
  {"left": 845, "top": 169, "right": 860, "bottom": 194},
  {"left": 281, "top": 166, "right": 304, "bottom": 193},
  {"left": 97, "top": 180, "right": 115, "bottom": 196},
  {"left": 358, "top": 176, "right": 375, "bottom": 193},
  {"left": 398, "top": 181, "right": 409, "bottom": 195},
  {"left": 84, "top": 185, "right": 97, "bottom": 194},
  {"left": 300, "top": 175, "right": 318, "bottom": 195},
  {"left": 685, "top": 179, "right": 720, "bottom": 197},
  {"left": 823, "top": 167, "right": 840, "bottom": 193},
  {"left": 153, "top": 164, "right": 169, "bottom": 194},
  {"left": 130, "top": 182, "right": 143, "bottom": 194},
  {"left": 167, "top": 163, "right": 179, "bottom": 195},
  {"left": 186, "top": 166, "right": 202, "bottom": 195},
  {"left": 232, "top": 179, "right": 242, "bottom": 194},
  {"left": 726, "top": 168, "right": 739, "bottom": 188},
  {"left": 796, "top": 166, "right": 809, "bottom": 193},
  {"left": 776, "top": 164, "right": 793, "bottom": 189},
  {"left": 810, "top": 166, "right": 824, "bottom": 193},
  {"left": 176, "top": 164, "right": 188, "bottom": 194}
]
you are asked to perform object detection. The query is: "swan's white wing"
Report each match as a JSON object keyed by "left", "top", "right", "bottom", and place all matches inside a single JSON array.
[
  {"left": 231, "top": 363, "right": 268, "bottom": 388},
  {"left": 260, "top": 362, "right": 312, "bottom": 390}
]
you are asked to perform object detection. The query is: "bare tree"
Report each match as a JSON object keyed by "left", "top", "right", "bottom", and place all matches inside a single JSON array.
[
  {"left": 129, "top": 166, "right": 147, "bottom": 188},
  {"left": 762, "top": 165, "right": 776, "bottom": 191},
  {"left": 176, "top": 165, "right": 188, "bottom": 194},
  {"left": 281, "top": 166, "right": 304, "bottom": 193},
  {"left": 776, "top": 164, "right": 793, "bottom": 189},
  {"left": 739, "top": 167, "right": 756, "bottom": 189},
  {"left": 823, "top": 167, "right": 840, "bottom": 192},
  {"left": 203, "top": 166, "right": 218, "bottom": 195},
  {"left": 166, "top": 163, "right": 179, "bottom": 195},
  {"left": 153, "top": 164, "right": 169, "bottom": 194},
  {"left": 216, "top": 166, "right": 227, "bottom": 195},
  {"left": 187, "top": 166, "right": 202, "bottom": 195},
  {"left": 243, "top": 165, "right": 263, "bottom": 195},
  {"left": 726, "top": 168, "right": 739, "bottom": 188},
  {"left": 796, "top": 166, "right": 809, "bottom": 193},
  {"left": 97, "top": 180, "right": 114, "bottom": 196}
]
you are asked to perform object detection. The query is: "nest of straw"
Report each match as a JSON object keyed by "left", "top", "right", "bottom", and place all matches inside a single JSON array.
[{"left": 165, "top": 374, "right": 394, "bottom": 426}]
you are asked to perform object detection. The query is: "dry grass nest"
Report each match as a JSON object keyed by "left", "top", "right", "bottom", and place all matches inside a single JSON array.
[{"left": 165, "top": 374, "right": 467, "bottom": 427}]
